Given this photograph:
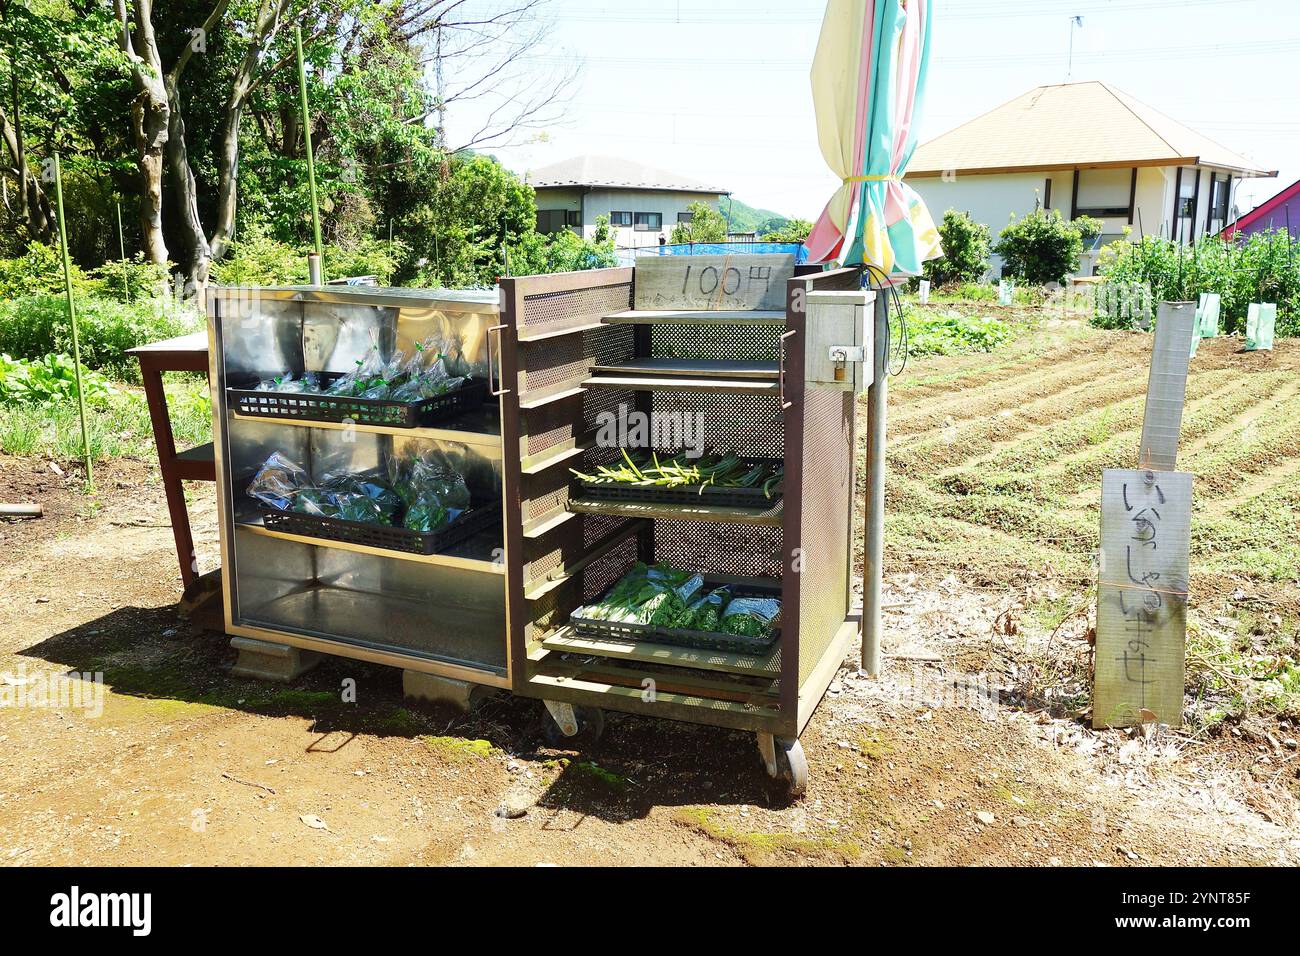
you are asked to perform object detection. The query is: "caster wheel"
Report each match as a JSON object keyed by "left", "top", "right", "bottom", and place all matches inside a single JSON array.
[
  {"left": 757, "top": 733, "right": 808, "bottom": 798},
  {"left": 541, "top": 701, "right": 605, "bottom": 750}
]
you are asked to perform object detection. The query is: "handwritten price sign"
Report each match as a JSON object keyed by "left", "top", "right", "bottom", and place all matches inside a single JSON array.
[
  {"left": 1094, "top": 468, "right": 1192, "bottom": 729},
  {"left": 633, "top": 253, "right": 796, "bottom": 312}
]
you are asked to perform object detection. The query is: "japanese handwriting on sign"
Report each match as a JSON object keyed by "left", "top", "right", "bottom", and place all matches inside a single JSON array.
[
  {"left": 1117, "top": 477, "right": 1167, "bottom": 693},
  {"left": 1095, "top": 468, "right": 1191, "bottom": 728}
]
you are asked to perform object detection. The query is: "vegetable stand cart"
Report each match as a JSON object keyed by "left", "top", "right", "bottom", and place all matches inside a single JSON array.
[
  {"left": 498, "top": 257, "right": 871, "bottom": 797},
  {"left": 209, "top": 261, "right": 872, "bottom": 797},
  {"left": 209, "top": 286, "right": 511, "bottom": 689}
]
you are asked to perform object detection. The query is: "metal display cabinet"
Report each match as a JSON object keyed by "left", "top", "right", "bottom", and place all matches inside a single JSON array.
[
  {"left": 209, "top": 286, "right": 513, "bottom": 689},
  {"left": 208, "top": 269, "right": 867, "bottom": 797},
  {"left": 498, "top": 265, "right": 866, "bottom": 796}
]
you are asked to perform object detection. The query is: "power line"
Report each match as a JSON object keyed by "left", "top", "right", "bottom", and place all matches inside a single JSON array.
[
  {"left": 526, "top": 36, "right": 1300, "bottom": 71},
  {"left": 547, "top": 0, "right": 1257, "bottom": 25}
]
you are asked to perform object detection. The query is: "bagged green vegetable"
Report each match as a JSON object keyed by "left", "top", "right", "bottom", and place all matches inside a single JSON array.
[
  {"left": 720, "top": 597, "right": 781, "bottom": 640},
  {"left": 246, "top": 452, "right": 309, "bottom": 511},
  {"left": 686, "top": 587, "right": 730, "bottom": 632}
]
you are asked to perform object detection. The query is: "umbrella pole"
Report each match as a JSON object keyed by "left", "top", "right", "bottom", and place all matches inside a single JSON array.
[{"left": 862, "top": 290, "right": 889, "bottom": 675}]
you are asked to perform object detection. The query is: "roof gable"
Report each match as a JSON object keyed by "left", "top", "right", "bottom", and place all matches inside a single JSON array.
[
  {"left": 907, "top": 81, "right": 1274, "bottom": 178},
  {"left": 526, "top": 154, "right": 728, "bottom": 193}
]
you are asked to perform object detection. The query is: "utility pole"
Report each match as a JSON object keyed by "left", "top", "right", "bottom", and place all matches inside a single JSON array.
[{"left": 1067, "top": 15, "right": 1084, "bottom": 80}]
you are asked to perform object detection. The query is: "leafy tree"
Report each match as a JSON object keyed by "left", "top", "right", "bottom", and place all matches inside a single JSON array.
[
  {"left": 923, "top": 209, "right": 991, "bottom": 285},
  {"left": 761, "top": 218, "right": 813, "bottom": 244},
  {"left": 669, "top": 201, "right": 728, "bottom": 244},
  {"left": 995, "top": 209, "right": 1103, "bottom": 286}
]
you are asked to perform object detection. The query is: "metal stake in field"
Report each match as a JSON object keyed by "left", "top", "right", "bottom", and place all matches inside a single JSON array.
[
  {"left": 52, "top": 152, "right": 94, "bottom": 490},
  {"left": 295, "top": 24, "right": 323, "bottom": 283}
]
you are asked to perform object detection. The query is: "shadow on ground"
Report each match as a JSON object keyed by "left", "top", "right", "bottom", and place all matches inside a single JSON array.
[{"left": 17, "top": 604, "right": 786, "bottom": 822}]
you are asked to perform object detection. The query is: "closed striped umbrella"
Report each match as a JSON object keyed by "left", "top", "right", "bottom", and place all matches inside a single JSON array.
[{"left": 805, "top": 0, "right": 942, "bottom": 277}]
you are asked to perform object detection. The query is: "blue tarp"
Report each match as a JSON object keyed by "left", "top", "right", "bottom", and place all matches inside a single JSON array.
[{"left": 617, "top": 242, "right": 809, "bottom": 267}]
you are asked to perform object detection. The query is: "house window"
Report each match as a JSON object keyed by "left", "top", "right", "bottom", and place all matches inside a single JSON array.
[
  {"left": 676, "top": 211, "right": 694, "bottom": 223},
  {"left": 1074, "top": 168, "right": 1132, "bottom": 218},
  {"left": 1211, "top": 177, "right": 1230, "bottom": 221},
  {"left": 537, "top": 209, "right": 571, "bottom": 234},
  {"left": 634, "top": 212, "right": 662, "bottom": 231},
  {"left": 609, "top": 211, "right": 632, "bottom": 227},
  {"left": 566, "top": 210, "right": 581, "bottom": 227}
]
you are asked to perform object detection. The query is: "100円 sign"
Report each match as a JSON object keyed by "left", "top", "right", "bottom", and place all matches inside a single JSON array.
[{"left": 1094, "top": 468, "right": 1192, "bottom": 729}]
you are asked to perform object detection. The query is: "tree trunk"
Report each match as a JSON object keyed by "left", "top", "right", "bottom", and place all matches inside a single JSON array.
[
  {"left": 0, "top": 100, "right": 53, "bottom": 244},
  {"left": 207, "top": 0, "right": 291, "bottom": 264},
  {"left": 116, "top": 0, "right": 171, "bottom": 266},
  {"left": 165, "top": 77, "right": 213, "bottom": 300}
]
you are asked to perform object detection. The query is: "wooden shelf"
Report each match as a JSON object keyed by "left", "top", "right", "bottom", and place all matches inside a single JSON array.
[
  {"left": 540, "top": 626, "right": 781, "bottom": 678},
  {"left": 583, "top": 373, "right": 779, "bottom": 395},
  {"left": 229, "top": 406, "right": 502, "bottom": 455},
  {"left": 591, "top": 357, "right": 778, "bottom": 380},
  {"left": 517, "top": 319, "right": 605, "bottom": 342},
  {"left": 604, "top": 309, "right": 785, "bottom": 327},
  {"left": 234, "top": 520, "right": 505, "bottom": 574},
  {"left": 566, "top": 495, "right": 783, "bottom": 527}
]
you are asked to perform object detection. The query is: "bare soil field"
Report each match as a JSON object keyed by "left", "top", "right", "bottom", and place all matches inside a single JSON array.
[{"left": 1, "top": 319, "right": 1297, "bottom": 866}]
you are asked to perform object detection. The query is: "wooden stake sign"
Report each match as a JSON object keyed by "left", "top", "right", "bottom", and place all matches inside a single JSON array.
[
  {"left": 1138, "top": 301, "right": 1195, "bottom": 471},
  {"left": 1094, "top": 469, "right": 1191, "bottom": 728}
]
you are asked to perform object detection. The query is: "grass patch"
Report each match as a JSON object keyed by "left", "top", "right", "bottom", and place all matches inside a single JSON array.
[
  {"left": 0, "top": 374, "right": 209, "bottom": 461},
  {"left": 672, "top": 807, "right": 861, "bottom": 864},
  {"left": 423, "top": 735, "right": 498, "bottom": 760}
]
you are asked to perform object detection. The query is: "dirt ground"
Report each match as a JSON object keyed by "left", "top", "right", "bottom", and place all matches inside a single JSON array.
[{"left": 1, "top": 329, "right": 1298, "bottom": 867}]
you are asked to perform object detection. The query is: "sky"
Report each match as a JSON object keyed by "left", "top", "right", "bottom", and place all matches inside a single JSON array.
[{"left": 449, "top": 0, "right": 1300, "bottom": 222}]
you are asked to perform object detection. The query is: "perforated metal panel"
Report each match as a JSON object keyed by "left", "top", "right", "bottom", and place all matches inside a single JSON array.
[
  {"left": 793, "top": 389, "right": 854, "bottom": 686},
  {"left": 647, "top": 392, "right": 784, "bottom": 459},
  {"left": 652, "top": 521, "right": 783, "bottom": 580},
  {"left": 521, "top": 281, "right": 633, "bottom": 329},
  {"left": 650, "top": 323, "right": 781, "bottom": 362}
]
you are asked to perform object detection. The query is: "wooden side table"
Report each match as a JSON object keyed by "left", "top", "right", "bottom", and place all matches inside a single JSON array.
[{"left": 128, "top": 332, "right": 214, "bottom": 586}]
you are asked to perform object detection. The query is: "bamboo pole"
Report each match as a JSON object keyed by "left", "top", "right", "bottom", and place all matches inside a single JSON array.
[
  {"left": 52, "top": 152, "right": 93, "bottom": 490},
  {"left": 294, "top": 25, "right": 323, "bottom": 281},
  {"left": 115, "top": 199, "right": 129, "bottom": 302}
]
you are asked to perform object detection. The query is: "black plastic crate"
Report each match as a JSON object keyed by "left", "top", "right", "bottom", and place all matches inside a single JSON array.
[
  {"left": 570, "top": 580, "right": 781, "bottom": 655},
  {"left": 229, "top": 374, "right": 487, "bottom": 428},
  {"left": 576, "top": 456, "right": 783, "bottom": 509},
  {"left": 260, "top": 499, "right": 501, "bottom": 556}
]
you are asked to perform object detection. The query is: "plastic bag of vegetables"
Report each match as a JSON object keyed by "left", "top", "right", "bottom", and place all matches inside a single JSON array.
[
  {"left": 325, "top": 340, "right": 387, "bottom": 397},
  {"left": 395, "top": 337, "right": 470, "bottom": 402},
  {"left": 720, "top": 597, "right": 781, "bottom": 640},
  {"left": 316, "top": 468, "right": 402, "bottom": 526},
  {"left": 255, "top": 371, "right": 322, "bottom": 394},
  {"left": 686, "top": 587, "right": 730, "bottom": 632},
  {"left": 246, "top": 452, "right": 309, "bottom": 510}
]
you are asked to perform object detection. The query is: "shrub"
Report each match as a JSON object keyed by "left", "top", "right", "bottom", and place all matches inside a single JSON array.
[
  {"left": 0, "top": 243, "right": 97, "bottom": 299},
  {"left": 210, "top": 225, "right": 406, "bottom": 286},
  {"left": 760, "top": 218, "right": 813, "bottom": 244},
  {"left": 0, "top": 295, "right": 200, "bottom": 381},
  {"left": 905, "top": 308, "right": 1013, "bottom": 355},
  {"left": 923, "top": 210, "right": 991, "bottom": 285},
  {"left": 1096, "top": 231, "right": 1300, "bottom": 335},
  {"left": 89, "top": 254, "right": 172, "bottom": 303},
  {"left": 669, "top": 201, "right": 730, "bottom": 244},
  {"left": 0, "top": 352, "right": 116, "bottom": 405},
  {"left": 995, "top": 209, "right": 1102, "bottom": 286},
  {"left": 509, "top": 223, "right": 618, "bottom": 276}
]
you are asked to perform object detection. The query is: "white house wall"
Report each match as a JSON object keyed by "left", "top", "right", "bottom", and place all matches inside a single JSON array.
[
  {"left": 532, "top": 187, "right": 722, "bottom": 246},
  {"left": 908, "top": 164, "right": 1228, "bottom": 279}
]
